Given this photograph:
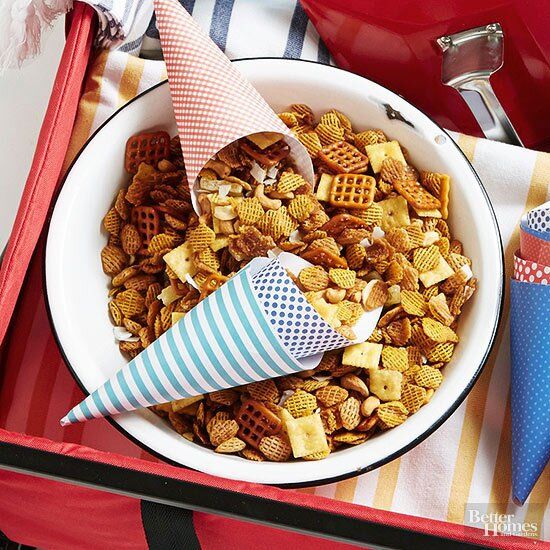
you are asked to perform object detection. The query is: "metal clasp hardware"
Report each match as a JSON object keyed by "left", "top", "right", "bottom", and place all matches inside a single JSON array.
[{"left": 438, "top": 23, "right": 523, "bottom": 146}]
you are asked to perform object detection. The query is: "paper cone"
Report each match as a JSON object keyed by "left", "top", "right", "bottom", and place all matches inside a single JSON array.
[
  {"left": 514, "top": 252, "right": 550, "bottom": 285},
  {"left": 526, "top": 200, "right": 550, "bottom": 233},
  {"left": 510, "top": 279, "right": 550, "bottom": 504},
  {"left": 520, "top": 224, "right": 550, "bottom": 265},
  {"left": 61, "top": 254, "right": 380, "bottom": 425},
  {"left": 153, "top": 0, "right": 313, "bottom": 196}
]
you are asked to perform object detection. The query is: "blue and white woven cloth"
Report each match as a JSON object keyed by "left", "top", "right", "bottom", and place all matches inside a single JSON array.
[{"left": 0, "top": 0, "right": 330, "bottom": 69}]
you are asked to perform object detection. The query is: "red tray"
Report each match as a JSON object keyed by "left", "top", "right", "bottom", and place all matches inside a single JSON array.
[{"left": 0, "top": 4, "right": 534, "bottom": 549}]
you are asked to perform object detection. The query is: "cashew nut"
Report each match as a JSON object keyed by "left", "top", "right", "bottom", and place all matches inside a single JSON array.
[
  {"left": 325, "top": 288, "right": 346, "bottom": 304},
  {"left": 360, "top": 396, "right": 380, "bottom": 417},
  {"left": 254, "top": 184, "right": 281, "bottom": 210},
  {"left": 341, "top": 374, "right": 370, "bottom": 397},
  {"left": 205, "top": 159, "right": 231, "bottom": 178}
]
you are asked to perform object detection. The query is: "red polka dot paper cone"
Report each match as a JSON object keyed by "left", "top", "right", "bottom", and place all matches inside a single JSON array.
[{"left": 153, "top": 0, "right": 313, "bottom": 200}]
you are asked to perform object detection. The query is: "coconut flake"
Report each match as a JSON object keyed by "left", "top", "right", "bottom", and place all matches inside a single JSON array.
[
  {"left": 288, "top": 229, "right": 301, "bottom": 243},
  {"left": 185, "top": 273, "right": 200, "bottom": 290},
  {"left": 460, "top": 263, "right": 473, "bottom": 281},
  {"left": 359, "top": 237, "right": 371, "bottom": 247},
  {"left": 113, "top": 326, "right": 139, "bottom": 342},
  {"left": 267, "top": 165, "right": 279, "bottom": 179},
  {"left": 278, "top": 389, "right": 295, "bottom": 407},
  {"left": 372, "top": 226, "right": 385, "bottom": 239},
  {"left": 250, "top": 162, "right": 266, "bottom": 183},
  {"left": 218, "top": 184, "right": 231, "bottom": 198},
  {"left": 263, "top": 177, "right": 277, "bottom": 187}
]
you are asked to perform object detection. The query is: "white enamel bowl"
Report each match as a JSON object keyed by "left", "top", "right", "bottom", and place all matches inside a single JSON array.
[{"left": 46, "top": 59, "right": 503, "bottom": 486}]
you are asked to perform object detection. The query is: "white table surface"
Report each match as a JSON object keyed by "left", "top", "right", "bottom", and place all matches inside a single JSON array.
[{"left": 0, "top": 20, "right": 65, "bottom": 251}]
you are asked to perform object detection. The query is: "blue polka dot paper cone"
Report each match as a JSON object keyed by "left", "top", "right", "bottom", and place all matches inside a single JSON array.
[
  {"left": 60, "top": 255, "right": 355, "bottom": 425},
  {"left": 526, "top": 201, "right": 550, "bottom": 234},
  {"left": 250, "top": 256, "right": 351, "bottom": 359},
  {"left": 510, "top": 279, "right": 550, "bottom": 504}
]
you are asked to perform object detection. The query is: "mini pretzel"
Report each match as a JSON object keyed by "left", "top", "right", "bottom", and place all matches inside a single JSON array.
[
  {"left": 131, "top": 206, "right": 160, "bottom": 248},
  {"left": 236, "top": 400, "right": 282, "bottom": 448},
  {"left": 240, "top": 138, "right": 290, "bottom": 168},
  {"left": 320, "top": 213, "right": 370, "bottom": 238},
  {"left": 199, "top": 273, "right": 229, "bottom": 299},
  {"left": 393, "top": 178, "right": 441, "bottom": 210},
  {"left": 317, "top": 141, "right": 369, "bottom": 173},
  {"left": 301, "top": 247, "right": 348, "bottom": 269},
  {"left": 329, "top": 174, "right": 376, "bottom": 209},
  {"left": 125, "top": 131, "right": 171, "bottom": 174}
]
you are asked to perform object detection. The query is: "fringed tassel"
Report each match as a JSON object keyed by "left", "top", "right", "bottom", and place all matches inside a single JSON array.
[{"left": 0, "top": 0, "right": 73, "bottom": 72}]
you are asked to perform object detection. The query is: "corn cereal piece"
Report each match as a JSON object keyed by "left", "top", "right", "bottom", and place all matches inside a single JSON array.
[
  {"left": 364, "top": 141, "right": 407, "bottom": 173},
  {"left": 298, "top": 266, "right": 330, "bottom": 291},
  {"left": 413, "top": 245, "right": 441, "bottom": 273},
  {"left": 236, "top": 197, "right": 264, "bottom": 225},
  {"left": 215, "top": 437, "right": 246, "bottom": 454},
  {"left": 277, "top": 171, "right": 306, "bottom": 194},
  {"left": 426, "top": 342, "right": 455, "bottom": 363},
  {"left": 101, "top": 245, "right": 127, "bottom": 276},
  {"left": 284, "top": 390, "right": 317, "bottom": 418},
  {"left": 288, "top": 195, "right": 316, "bottom": 221},
  {"left": 339, "top": 397, "right": 361, "bottom": 430},
  {"left": 378, "top": 196, "right": 410, "bottom": 232},
  {"left": 400, "top": 384, "right": 427, "bottom": 414},
  {"left": 171, "top": 395, "right": 203, "bottom": 413},
  {"left": 209, "top": 419, "right": 239, "bottom": 447},
  {"left": 377, "top": 401, "right": 408, "bottom": 428},
  {"left": 401, "top": 290, "right": 428, "bottom": 316},
  {"left": 316, "top": 385, "right": 349, "bottom": 407},
  {"left": 328, "top": 268, "right": 356, "bottom": 289},
  {"left": 163, "top": 242, "right": 197, "bottom": 282},
  {"left": 369, "top": 368, "right": 402, "bottom": 401},
  {"left": 316, "top": 123, "right": 345, "bottom": 145},
  {"left": 298, "top": 131, "right": 323, "bottom": 157},
  {"left": 303, "top": 449, "right": 331, "bottom": 460},
  {"left": 418, "top": 256, "right": 454, "bottom": 287},
  {"left": 188, "top": 223, "right": 215, "bottom": 252},
  {"left": 360, "top": 280, "right": 387, "bottom": 312},
  {"left": 115, "top": 289, "right": 145, "bottom": 318},
  {"left": 355, "top": 130, "right": 387, "bottom": 148},
  {"left": 342, "top": 342, "right": 382, "bottom": 369},
  {"left": 345, "top": 243, "right": 365, "bottom": 270},
  {"left": 405, "top": 225, "right": 424, "bottom": 248},
  {"left": 247, "top": 379, "right": 279, "bottom": 403},
  {"left": 381, "top": 346, "right": 409, "bottom": 372},
  {"left": 422, "top": 317, "right": 458, "bottom": 343},
  {"left": 285, "top": 413, "right": 329, "bottom": 458},
  {"left": 336, "top": 301, "right": 364, "bottom": 324},
  {"left": 333, "top": 432, "right": 369, "bottom": 445},
  {"left": 415, "top": 365, "right": 444, "bottom": 388},
  {"left": 357, "top": 203, "right": 383, "bottom": 226}
]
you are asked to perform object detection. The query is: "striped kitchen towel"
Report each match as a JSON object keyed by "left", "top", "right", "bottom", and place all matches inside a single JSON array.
[{"left": 4, "top": 0, "right": 545, "bottom": 538}]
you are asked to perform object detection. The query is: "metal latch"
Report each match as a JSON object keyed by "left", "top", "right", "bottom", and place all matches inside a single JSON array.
[{"left": 438, "top": 23, "right": 523, "bottom": 147}]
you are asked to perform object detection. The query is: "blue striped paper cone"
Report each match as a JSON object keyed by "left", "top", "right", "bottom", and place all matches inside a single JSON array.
[
  {"left": 510, "top": 279, "right": 550, "bottom": 504},
  {"left": 61, "top": 254, "right": 361, "bottom": 425}
]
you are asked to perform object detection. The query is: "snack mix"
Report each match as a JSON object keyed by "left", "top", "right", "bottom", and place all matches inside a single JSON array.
[{"left": 101, "top": 105, "right": 476, "bottom": 461}]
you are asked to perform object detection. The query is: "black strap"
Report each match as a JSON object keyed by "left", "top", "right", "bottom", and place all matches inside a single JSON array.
[{"left": 141, "top": 500, "right": 201, "bottom": 550}]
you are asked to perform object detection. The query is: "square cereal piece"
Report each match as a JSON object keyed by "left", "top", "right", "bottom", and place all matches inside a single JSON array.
[
  {"left": 418, "top": 256, "right": 454, "bottom": 287},
  {"left": 342, "top": 342, "right": 383, "bottom": 369},
  {"left": 378, "top": 195, "right": 411, "bottom": 232},
  {"left": 369, "top": 368, "right": 403, "bottom": 401},
  {"left": 381, "top": 346, "right": 409, "bottom": 372},
  {"left": 315, "top": 173, "right": 333, "bottom": 202},
  {"left": 284, "top": 413, "right": 329, "bottom": 458},
  {"left": 364, "top": 141, "right": 407, "bottom": 173},
  {"left": 163, "top": 242, "right": 197, "bottom": 282}
]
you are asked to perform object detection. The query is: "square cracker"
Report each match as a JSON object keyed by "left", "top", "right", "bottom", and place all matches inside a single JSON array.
[
  {"left": 365, "top": 141, "right": 407, "bottom": 173},
  {"left": 163, "top": 242, "right": 197, "bottom": 282},
  {"left": 342, "top": 342, "right": 383, "bottom": 369},
  {"left": 285, "top": 413, "right": 329, "bottom": 458},
  {"left": 378, "top": 195, "right": 410, "bottom": 232},
  {"left": 369, "top": 368, "right": 403, "bottom": 401}
]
